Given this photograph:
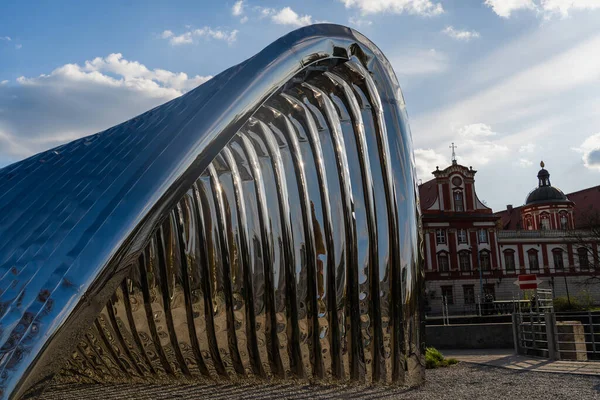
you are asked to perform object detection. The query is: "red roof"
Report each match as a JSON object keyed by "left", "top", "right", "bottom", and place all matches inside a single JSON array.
[
  {"left": 494, "top": 184, "right": 600, "bottom": 229},
  {"left": 418, "top": 178, "right": 438, "bottom": 210},
  {"left": 568, "top": 185, "right": 600, "bottom": 228}
]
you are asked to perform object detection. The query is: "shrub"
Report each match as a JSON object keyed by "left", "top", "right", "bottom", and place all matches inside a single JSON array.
[
  {"left": 425, "top": 347, "right": 458, "bottom": 369},
  {"left": 553, "top": 296, "right": 582, "bottom": 312}
]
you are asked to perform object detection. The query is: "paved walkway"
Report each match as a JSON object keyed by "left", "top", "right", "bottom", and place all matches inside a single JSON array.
[{"left": 443, "top": 349, "right": 600, "bottom": 376}]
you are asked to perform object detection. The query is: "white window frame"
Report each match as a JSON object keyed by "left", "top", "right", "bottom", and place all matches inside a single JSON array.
[
  {"left": 457, "top": 229, "right": 468, "bottom": 244},
  {"left": 478, "top": 229, "right": 488, "bottom": 243},
  {"left": 436, "top": 229, "right": 446, "bottom": 244}
]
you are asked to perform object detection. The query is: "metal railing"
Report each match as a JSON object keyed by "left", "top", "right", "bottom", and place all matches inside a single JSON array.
[
  {"left": 514, "top": 310, "right": 600, "bottom": 360},
  {"left": 554, "top": 312, "right": 600, "bottom": 360},
  {"left": 498, "top": 229, "right": 593, "bottom": 239}
]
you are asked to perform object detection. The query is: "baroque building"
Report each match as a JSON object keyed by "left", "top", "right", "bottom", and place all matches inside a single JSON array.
[{"left": 420, "top": 158, "right": 600, "bottom": 316}]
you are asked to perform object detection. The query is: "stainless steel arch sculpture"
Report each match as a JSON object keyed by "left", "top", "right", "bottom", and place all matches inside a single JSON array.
[{"left": 0, "top": 24, "right": 424, "bottom": 399}]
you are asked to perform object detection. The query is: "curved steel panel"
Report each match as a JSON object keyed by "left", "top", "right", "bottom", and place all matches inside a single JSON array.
[{"left": 0, "top": 24, "right": 424, "bottom": 399}]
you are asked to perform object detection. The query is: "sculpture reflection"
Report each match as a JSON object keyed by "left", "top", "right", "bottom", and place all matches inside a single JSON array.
[{"left": 0, "top": 24, "right": 423, "bottom": 399}]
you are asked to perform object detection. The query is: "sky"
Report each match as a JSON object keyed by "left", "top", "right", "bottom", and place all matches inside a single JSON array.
[{"left": 1, "top": 0, "right": 600, "bottom": 211}]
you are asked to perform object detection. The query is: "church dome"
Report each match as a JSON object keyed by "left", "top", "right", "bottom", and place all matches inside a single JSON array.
[{"left": 525, "top": 161, "right": 570, "bottom": 205}]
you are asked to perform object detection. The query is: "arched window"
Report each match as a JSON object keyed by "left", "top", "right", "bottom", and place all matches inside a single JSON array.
[
  {"left": 479, "top": 250, "right": 491, "bottom": 271},
  {"left": 524, "top": 215, "right": 533, "bottom": 230},
  {"left": 527, "top": 249, "right": 539, "bottom": 271},
  {"left": 560, "top": 213, "right": 568, "bottom": 230},
  {"left": 454, "top": 190, "right": 464, "bottom": 212},
  {"left": 540, "top": 215, "right": 550, "bottom": 230},
  {"left": 552, "top": 249, "right": 564, "bottom": 270},
  {"left": 503, "top": 250, "right": 516, "bottom": 272},
  {"left": 437, "top": 252, "right": 450, "bottom": 272},
  {"left": 578, "top": 247, "right": 589, "bottom": 270},
  {"left": 459, "top": 251, "right": 471, "bottom": 271}
]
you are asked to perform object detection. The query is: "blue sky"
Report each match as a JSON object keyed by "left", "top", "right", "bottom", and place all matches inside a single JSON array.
[{"left": 1, "top": 0, "right": 600, "bottom": 210}]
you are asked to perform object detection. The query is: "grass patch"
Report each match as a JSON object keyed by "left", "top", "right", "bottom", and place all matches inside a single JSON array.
[{"left": 425, "top": 347, "right": 459, "bottom": 369}]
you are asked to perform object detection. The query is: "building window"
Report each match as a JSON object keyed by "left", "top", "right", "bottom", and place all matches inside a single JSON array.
[
  {"left": 484, "top": 284, "right": 496, "bottom": 301},
  {"left": 459, "top": 251, "right": 471, "bottom": 272},
  {"left": 454, "top": 190, "right": 464, "bottom": 212},
  {"left": 560, "top": 214, "right": 568, "bottom": 230},
  {"left": 541, "top": 217, "right": 550, "bottom": 230},
  {"left": 478, "top": 229, "right": 488, "bottom": 243},
  {"left": 504, "top": 250, "right": 516, "bottom": 272},
  {"left": 528, "top": 249, "right": 539, "bottom": 271},
  {"left": 458, "top": 229, "right": 468, "bottom": 244},
  {"left": 438, "top": 252, "right": 450, "bottom": 272},
  {"left": 463, "top": 285, "right": 475, "bottom": 305},
  {"left": 578, "top": 247, "right": 589, "bottom": 270},
  {"left": 441, "top": 285, "right": 454, "bottom": 305},
  {"left": 436, "top": 229, "right": 446, "bottom": 244},
  {"left": 525, "top": 216, "right": 533, "bottom": 230},
  {"left": 480, "top": 251, "right": 491, "bottom": 271},
  {"left": 552, "top": 249, "right": 564, "bottom": 270}
]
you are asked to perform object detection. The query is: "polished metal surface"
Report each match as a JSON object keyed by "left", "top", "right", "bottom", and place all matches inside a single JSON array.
[{"left": 0, "top": 24, "right": 424, "bottom": 399}]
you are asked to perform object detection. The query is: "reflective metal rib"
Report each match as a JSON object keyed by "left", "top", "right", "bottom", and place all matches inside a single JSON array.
[
  {"left": 300, "top": 81, "right": 363, "bottom": 381},
  {"left": 264, "top": 105, "right": 324, "bottom": 379},
  {"left": 137, "top": 250, "right": 174, "bottom": 375},
  {"left": 173, "top": 202, "right": 211, "bottom": 376},
  {"left": 119, "top": 280, "right": 157, "bottom": 375},
  {"left": 92, "top": 318, "right": 129, "bottom": 376},
  {"left": 207, "top": 163, "right": 245, "bottom": 376},
  {"left": 105, "top": 296, "right": 144, "bottom": 376},
  {"left": 221, "top": 146, "right": 265, "bottom": 378},
  {"left": 323, "top": 71, "right": 384, "bottom": 382},
  {"left": 226, "top": 140, "right": 271, "bottom": 377},
  {"left": 192, "top": 182, "right": 228, "bottom": 377},
  {"left": 280, "top": 92, "right": 341, "bottom": 379},
  {"left": 341, "top": 60, "right": 403, "bottom": 382},
  {"left": 81, "top": 330, "right": 118, "bottom": 379},
  {"left": 253, "top": 121, "right": 304, "bottom": 378},
  {"left": 155, "top": 223, "right": 191, "bottom": 376},
  {"left": 239, "top": 133, "right": 285, "bottom": 378}
]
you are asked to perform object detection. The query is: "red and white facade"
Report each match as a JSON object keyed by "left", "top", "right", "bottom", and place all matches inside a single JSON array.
[{"left": 420, "top": 160, "right": 600, "bottom": 316}]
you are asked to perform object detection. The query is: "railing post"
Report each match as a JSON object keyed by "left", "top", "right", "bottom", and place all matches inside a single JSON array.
[
  {"left": 590, "top": 311, "right": 596, "bottom": 355},
  {"left": 512, "top": 313, "right": 520, "bottom": 355},
  {"left": 545, "top": 312, "right": 555, "bottom": 360},
  {"left": 553, "top": 313, "right": 561, "bottom": 360}
]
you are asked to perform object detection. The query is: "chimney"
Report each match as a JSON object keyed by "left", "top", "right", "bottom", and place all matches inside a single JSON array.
[{"left": 507, "top": 204, "right": 513, "bottom": 213}]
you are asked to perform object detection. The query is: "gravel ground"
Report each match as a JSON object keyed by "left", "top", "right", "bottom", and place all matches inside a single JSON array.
[{"left": 37, "top": 363, "right": 600, "bottom": 400}]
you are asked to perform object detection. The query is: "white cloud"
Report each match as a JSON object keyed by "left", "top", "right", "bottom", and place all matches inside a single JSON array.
[
  {"left": 160, "top": 27, "right": 238, "bottom": 46},
  {"left": 0, "top": 80, "right": 7, "bottom": 85},
  {"left": 442, "top": 26, "right": 480, "bottom": 41},
  {"left": 0, "top": 54, "right": 212, "bottom": 164},
  {"left": 390, "top": 49, "right": 448, "bottom": 76},
  {"left": 255, "top": 6, "right": 275, "bottom": 18},
  {"left": 348, "top": 16, "right": 373, "bottom": 27},
  {"left": 414, "top": 148, "right": 448, "bottom": 179},
  {"left": 240, "top": 16, "right": 249, "bottom": 23},
  {"left": 339, "top": 0, "right": 444, "bottom": 16},
  {"left": 271, "top": 7, "right": 313, "bottom": 27},
  {"left": 519, "top": 143, "right": 536, "bottom": 153},
  {"left": 574, "top": 133, "right": 600, "bottom": 170},
  {"left": 454, "top": 123, "right": 510, "bottom": 165},
  {"left": 485, "top": 0, "right": 600, "bottom": 18},
  {"left": 0, "top": 36, "right": 10, "bottom": 41},
  {"left": 517, "top": 158, "right": 533, "bottom": 167},
  {"left": 457, "top": 123, "right": 495, "bottom": 138},
  {"left": 15, "top": 44, "right": 22, "bottom": 49},
  {"left": 484, "top": 0, "right": 535, "bottom": 17},
  {"left": 232, "top": 0, "right": 244, "bottom": 16},
  {"left": 412, "top": 33, "right": 600, "bottom": 148}
]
